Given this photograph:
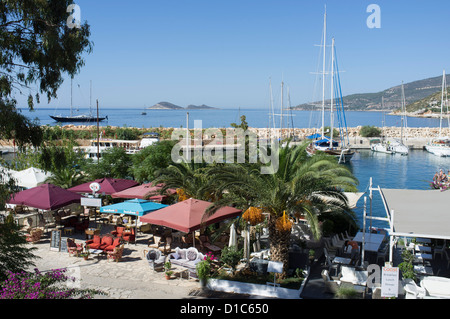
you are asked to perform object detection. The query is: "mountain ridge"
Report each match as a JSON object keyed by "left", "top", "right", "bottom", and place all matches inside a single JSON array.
[
  {"left": 292, "top": 74, "right": 450, "bottom": 111},
  {"left": 147, "top": 102, "right": 219, "bottom": 110}
]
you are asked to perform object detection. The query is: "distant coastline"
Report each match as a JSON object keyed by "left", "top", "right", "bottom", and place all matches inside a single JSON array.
[{"left": 147, "top": 101, "right": 219, "bottom": 110}]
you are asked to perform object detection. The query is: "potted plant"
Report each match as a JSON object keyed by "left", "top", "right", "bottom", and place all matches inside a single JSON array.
[
  {"left": 196, "top": 260, "right": 211, "bottom": 288},
  {"left": 164, "top": 261, "right": 173, "bottom": 280},
  {"left": 80, "top": 251, "right": 90, "bottom": 260}
]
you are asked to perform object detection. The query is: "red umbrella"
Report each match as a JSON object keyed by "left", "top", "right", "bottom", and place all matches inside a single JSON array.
[
  {"left": 68, "top": 178, "right": 139, "bottom": 195},
  {"left": 140, "top": 198, "right": 242, "bottom": 233},
  {"left": 111, "top": 182, "right": 176, "bottom": 201},
  {"left": 8, "top": 183, "right": 82, "bottom": 211}
]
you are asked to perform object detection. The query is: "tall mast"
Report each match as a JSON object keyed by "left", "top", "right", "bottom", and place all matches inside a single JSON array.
[
  {"left": 90, "top": 80, "right": 92, "bottom": 116},
  {"left": 70, "top": 78, "right": 73, "bottom": 117},
  {"left": 269, "top": 78, "right": 275, "bottom": 138},
  {"left": 321, "top": 7, "right": 327, "bottom": 139},
  {"left": 441, "top": 71, "right": 444, "bottom": 137},
  {"left": 330, "top": 37, "right": 335, "bottom": 148},
  {"left": 401, "top": 81, "right": 405, "bottom": 143},
  {"left": 280, "top": 80, "right": 284, "bottom": 140}
]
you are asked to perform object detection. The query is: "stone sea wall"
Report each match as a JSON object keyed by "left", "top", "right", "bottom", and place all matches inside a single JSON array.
[{"left": 59, "top": 124, "right": 450, "bottom": 140}]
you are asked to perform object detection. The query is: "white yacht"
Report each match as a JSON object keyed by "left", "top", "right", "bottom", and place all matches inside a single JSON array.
[
  {"left": 83, "top": 138, "right": 141, "bottom": 160},
  {"left": 370, "top": 142, "right": 393, "bottom": 154},
  {"left": 425, "top": 70, "right": 450, "bottom": 157}
]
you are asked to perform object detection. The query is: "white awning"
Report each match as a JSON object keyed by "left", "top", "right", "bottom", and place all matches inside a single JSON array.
[
  {"left": 380, "top": 188, "right": 450, "bottom": 240},
  {"left": 344, "top": 192, "right": 364, "bottom": 209}
]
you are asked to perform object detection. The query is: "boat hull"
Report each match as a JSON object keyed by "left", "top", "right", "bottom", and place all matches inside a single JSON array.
[
  {"left": 425, "top": 145, "right": 450, "bottom": 157},
  {"left": 306, "top": 144, "right": 355, "bottom": 163},
  {"left": 371, "top": 143, "right": 393, "bottom": 154},
  {"left": 50, "top": 115, "right": 106, "bottom": 123}
]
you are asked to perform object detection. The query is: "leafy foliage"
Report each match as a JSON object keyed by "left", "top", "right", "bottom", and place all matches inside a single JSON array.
[
  {"left": 359, "top": 125, "right": 381, "bottom": 137},
  {"left": 0, "top": 0, "right": 92, "bottom": 108},
  {"left": 130, "top": 140, "right": 176, "bottom": 183},
  {"left": 0, "top": 215, "right": 38, "bottom": 281},
  {"left": 0, "top": 268, "right": 104, "bottom": 299},
  {"left": 83, "top": 147, "right": 132, "bottom": 180}
]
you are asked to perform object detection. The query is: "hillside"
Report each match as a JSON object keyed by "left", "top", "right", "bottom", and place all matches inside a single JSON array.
[
  {"left": 292, "top": 74, "right": 450, "bottom": 111},
  {"left": 147, "top": 102, "right": 219, "bottom": 110},
  {"left": 186, "top": 104, "right": 218, "bottom": 110},
  {"left": 147, "top": 102, "right": 184, "bottom": 110},
  {"left": 404, "top": 89, "right": 448, "bottom": 114}
]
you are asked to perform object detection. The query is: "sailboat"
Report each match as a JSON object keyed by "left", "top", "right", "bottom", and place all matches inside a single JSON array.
[
  {"left": 306, "top": 10, "right": 354, "bottom": 163},
  {"left": 371, "top": 97, "right": 394, "bottom": 154},
  {"left": 50, "top": 79, "right": 107, "bottom": 123},
  {"left": 425, "top": 70, "right": 450, "bottom": 157},
  {"left": 386, "top": 82, "right": 409, "bottom": 155}
]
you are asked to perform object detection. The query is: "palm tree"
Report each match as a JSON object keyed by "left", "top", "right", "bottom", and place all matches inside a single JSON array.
[
  {"left": 206, "top": 141, "right": 359, "bottom": 278},
  {"left": 152, "top": 161, "right": 218, "bottom": 202},
  {"left": 44, "top": 167, "right": 89, "bottom": 189}
]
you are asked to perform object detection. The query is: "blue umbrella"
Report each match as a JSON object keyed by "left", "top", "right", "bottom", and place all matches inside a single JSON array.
[{"left": 100, "top": 198, "right": 168, "bottom": 217}]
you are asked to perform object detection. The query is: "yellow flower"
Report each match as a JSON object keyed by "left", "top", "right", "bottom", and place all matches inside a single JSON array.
[
  {"left": 176, "top": 188, "right": 190, "bottom": 201},
  {"left": 275, "top": 211, "right": 292, "bottom": 232},
  {"left": 242, "top": 207, "right": 265, "bottom": 225}
]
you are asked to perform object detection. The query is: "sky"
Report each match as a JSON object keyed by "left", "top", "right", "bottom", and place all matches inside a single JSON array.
[{"left": 13, "top": 0, "right": 450, "bottom": 109}]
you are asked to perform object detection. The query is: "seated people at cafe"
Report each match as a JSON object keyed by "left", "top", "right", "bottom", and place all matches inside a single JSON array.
[{"left": 345, "top": 240, "right": 360, "bottom": 265}]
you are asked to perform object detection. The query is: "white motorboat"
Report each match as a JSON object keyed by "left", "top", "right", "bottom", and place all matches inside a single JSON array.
[{"left": 370, "top": 142, "right": 393, "bottom": 154}]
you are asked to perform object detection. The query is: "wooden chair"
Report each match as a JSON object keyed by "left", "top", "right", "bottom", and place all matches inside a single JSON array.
[
  {"left": 107, "top": 245, "right": 124, "bottom": 262},
  {"left": 25, "top": 228, "right": 43, "bottom": 243},
  {"left": 67, "top": 238, "right": 83, "bottom": 257}
]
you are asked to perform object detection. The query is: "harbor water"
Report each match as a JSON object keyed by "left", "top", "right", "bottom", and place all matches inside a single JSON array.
[{"left": 13, "top": 107, "right": 450, "bottom": 230}]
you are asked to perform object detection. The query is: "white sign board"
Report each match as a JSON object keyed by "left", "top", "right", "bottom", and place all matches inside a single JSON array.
[
  {"left": 381, "top": 267, "right": 399, "bottom": 298},
  {"left": 81, "top": 197, "right": 102, "bottom": 207},
  {"left": 89, "top": 182, "right": 101, "bottom": 193},
  {"left": 267, "top": 261, "right": 283, "bottom": 274}
]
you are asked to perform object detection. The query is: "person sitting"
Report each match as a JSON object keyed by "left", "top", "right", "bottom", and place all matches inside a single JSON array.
[{"left": 345, "top": 240, "right": 360, "bottom": 265}]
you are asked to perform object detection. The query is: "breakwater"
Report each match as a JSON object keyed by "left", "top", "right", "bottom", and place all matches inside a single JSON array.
[{"left": 1, "top": 125, "right": 447, "bottom": 150}]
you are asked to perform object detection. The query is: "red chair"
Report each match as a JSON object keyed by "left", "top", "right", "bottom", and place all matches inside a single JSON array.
[
  {"left": 98, "top": 236, "right": 114, "bottom": 251},
  {"left": 104, "top": 237, "right": 121, "bottom": 252},
  {"left": 85, "top": 235, "right": 101, "bottom": 250},
  {"left": 111, "top": 226, "right": 125, "bottom": 238},
  {"left": 122, "top": 228, "right": 135, "bottom": 244}
]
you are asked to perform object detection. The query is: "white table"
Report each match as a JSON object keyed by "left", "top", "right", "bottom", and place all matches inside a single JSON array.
[
  {"left": 88, "top": 249, "right": 105, "bottom": 260},
  {"left": 420, "top": 276, "right": 450, "bottom": 298},
  {"left": 332, "top": 257, "right": 351, "bottom": 265},
  {"left": 353, "top": 232, "right": 385, "bottom": 252},
  {"left": 414, "top": 265, "right": 433, "bottom": 276}
]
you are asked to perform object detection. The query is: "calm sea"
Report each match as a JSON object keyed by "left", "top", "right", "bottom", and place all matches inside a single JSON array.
[
  {"left": 20, "top": 107, "right": 442, "bottom": 129},
  {"left": 16, "top": 107, "right": 450, "bottom": 229}
]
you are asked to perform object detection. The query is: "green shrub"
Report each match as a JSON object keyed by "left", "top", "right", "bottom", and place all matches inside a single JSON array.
[
  {"left": 220, "top": 246, "right": 243, "bottom": 274},
  {"left": 359, "top": 125, "right": 381, "bottom": 137}
]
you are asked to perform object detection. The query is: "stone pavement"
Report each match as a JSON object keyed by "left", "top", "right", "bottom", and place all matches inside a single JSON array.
[{"left": 26, "top": 226, "right": 202, "bottom": 299}]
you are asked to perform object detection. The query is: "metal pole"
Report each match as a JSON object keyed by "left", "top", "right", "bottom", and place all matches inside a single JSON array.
[
  {"left": 97, "top": 100, "right": 100, "bottom": 161},
  {"left": 362, "top": 197, "right": 366, "bottom": 266}
]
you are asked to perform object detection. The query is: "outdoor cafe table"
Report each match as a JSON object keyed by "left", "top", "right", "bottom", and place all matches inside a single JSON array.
[
  {"left": 420, "top": 276, "right": 450, "bottom": 298},
  {"left": 415, "top": 245, "right": 432, "bottom": 253},
  {"left": 352, "top": 232, "right": 385, "bottom": 252}
]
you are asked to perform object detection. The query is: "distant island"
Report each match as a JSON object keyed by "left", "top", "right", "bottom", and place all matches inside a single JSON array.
[{"left": 147, "top": 101, "right": 219, "bottom": 110}]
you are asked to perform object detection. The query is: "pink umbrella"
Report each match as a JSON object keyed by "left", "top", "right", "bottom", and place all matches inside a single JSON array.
[
  {"left": 8, "top": 183, "right": 82, "bottom": 211},
  {"left": 111, "top": 182, "right": 176, "bottom": 201},
  {"left": 68, "top": 178, "right": 139, "bottom": 195},
  {"left": 140, "top": 198, "right": 242, "bottom": 233}
]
